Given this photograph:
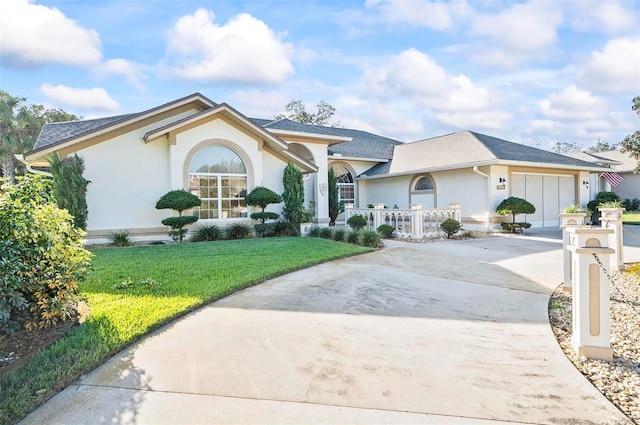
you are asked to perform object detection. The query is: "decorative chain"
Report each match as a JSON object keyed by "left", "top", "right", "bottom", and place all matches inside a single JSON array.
[{"left": 592, "top": 253, "right": 640, "bottom": 317}]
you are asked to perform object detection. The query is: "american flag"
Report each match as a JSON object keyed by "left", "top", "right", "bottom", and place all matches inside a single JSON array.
[{"left": 601, "top": 172, "right": 625, "bottom": 187}]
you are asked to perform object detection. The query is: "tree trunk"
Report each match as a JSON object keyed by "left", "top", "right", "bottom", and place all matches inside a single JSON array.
[{"left": 1, "top": 154, "right": 15, "bottom": 185}]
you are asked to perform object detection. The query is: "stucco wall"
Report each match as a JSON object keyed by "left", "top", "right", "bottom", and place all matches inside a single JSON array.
[
  {"left": 78, "top": 109, "right": 198, "bottom": 232},
  {"left": 613, "top": 173, "right": 640, "bottom": 201}
]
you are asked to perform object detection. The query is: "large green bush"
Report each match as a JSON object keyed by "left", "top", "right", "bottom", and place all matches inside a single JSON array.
[
  {"left": 328, "top": 168, "right": 340, "bottom": 226},
  {"left": 50, "top": 154, "right": 90, "bottom": 230},
  {"left": 0, "top": 177, "right": 92, "bottom": 334},
  {"left": 281, "top": 163, "right": 305, "bottom": 232}
]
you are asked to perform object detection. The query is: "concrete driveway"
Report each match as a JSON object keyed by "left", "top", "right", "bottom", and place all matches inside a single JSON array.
[{"left": 22, "top": 235, "right": 631, "bottom": 424}]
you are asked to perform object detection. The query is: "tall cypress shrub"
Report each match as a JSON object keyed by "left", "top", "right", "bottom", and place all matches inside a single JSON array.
[
  {"left": 50, "top": 153, "right": 90, "bottom": 230},
  {"left": 282, "top": 163, "right": 305, "bottom": 232},
  {"left": 328, "top": 168, "right": 339, "bottom": 226}
]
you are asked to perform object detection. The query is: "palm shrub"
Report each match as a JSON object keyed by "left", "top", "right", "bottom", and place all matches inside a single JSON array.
[
  {"left": 347, "top": 215, "right": 367, "bottom": 230},
  {"left": 328, "top": 168, "right": 340, "bottom": 225},
  {"left": 50, "top": 153, "right": 90, "bottom": 229},
  {"left": 320, "top": 227, "right": 333, "bottom": 239},
  {"left": 359, "top": 229, "right": 382, "bottom": 248},
  {"left": 156, "top": 189, "right": 201, "bottom": 242},
  {"left": 307, "top": 226, "right": 322, "bottom": 237},
  {"left": 191, "top": 223, "right": 221, "bottom": 242},
  {"left": 440, "top": 218, "right": 462, "bottom": 239},
  {"left": 346, "top": 229, "right": 360, "bottom": 244},
  {"left": 333, "top": 227, "right": 347, "bottom": 242},
  {"left": 282, "top": 163, "right": 305, "bottom": 234},
  {"left": 110, "top": 230, "right": 132, "bottom": 246},
  {"left": 496, "top": 196, "right": 535, "bottom": 233},
  {"left": 226, "top": 222, "right": 252, "bottom": 240},
  {"left": 377, "top": 224, "right": 394, "bottom": 238},
  {"left": 0, "top": 177, "right": 92, "bottom": 334},
  {"left": 245, "top": 186, "right": 281, "bottom": 237}
]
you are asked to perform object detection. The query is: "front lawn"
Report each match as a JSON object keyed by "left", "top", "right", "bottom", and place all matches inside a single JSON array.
[
  {"left": 623, "top": 211, "right": 640, "bottom": 225},
  {"left": 0, "top": 237, "right": 371, "bottom": 424}
]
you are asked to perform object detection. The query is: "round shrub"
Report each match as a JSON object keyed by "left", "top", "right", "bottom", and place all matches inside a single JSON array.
[
  {"left": 347, "top": 215, "right": 367, "bottom": 230},
  {"left": 440, "top": 218, "right": 462, "bottom": 239},
  {"left": 376, "top": 224, "right": 394, "bottom": 239},
  {"left": 359, "top": 229, "right": 382, "bottom": 248},
  {"left": 0, "top": 187, "right": 92, "bottom": 334}
]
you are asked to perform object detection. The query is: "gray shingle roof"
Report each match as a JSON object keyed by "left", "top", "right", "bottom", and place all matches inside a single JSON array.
[
  {"left": 361, "top": 130, "right": 607, "bottom": 177},
  {"left": 34, "top": 114, "right": 136, "bottom": 150},
  {"left": 254, "top": 118, "right": 402, "bottom": 160}
]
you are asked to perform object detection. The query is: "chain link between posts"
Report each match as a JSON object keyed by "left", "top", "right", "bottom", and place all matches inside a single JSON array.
[{"left": 592, "top": 253, "right": 640, "bottom": 317}]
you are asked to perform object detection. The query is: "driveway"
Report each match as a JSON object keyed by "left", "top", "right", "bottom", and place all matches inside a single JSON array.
[{"left": 21, "top": 235, "right": 631, "bottom": 424}]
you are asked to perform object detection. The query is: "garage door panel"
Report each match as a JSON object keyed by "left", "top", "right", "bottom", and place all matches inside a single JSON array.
[
  {"left": 559, "top": 176, "right": 575, "bottom": 209},
  {"left": 526, "top": 175, "right": 543, "bottom": 224},
  {"left": 543, "top": 176, "right": 559, "bottom": 224},
  {"left": 510, "top": 173, "right": 576, "bottom": 228}
]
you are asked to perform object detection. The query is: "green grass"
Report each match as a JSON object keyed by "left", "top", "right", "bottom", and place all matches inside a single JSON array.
[
  {"left": 0, "top": 238, "right": 371, "bottom": 425},
  {"left": 623, "top": 211, "right": 640, "bottom": 225}
]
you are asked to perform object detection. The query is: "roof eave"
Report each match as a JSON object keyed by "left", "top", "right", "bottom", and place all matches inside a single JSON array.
[
  {"left": 328, "top": 154, "right": 389, "bottom": 163},
  {"left": 267, "top": 128, "right": 352, "bottom": 144}
]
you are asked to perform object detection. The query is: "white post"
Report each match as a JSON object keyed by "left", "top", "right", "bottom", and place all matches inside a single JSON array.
[
  {"left": 449, "top": 203, "right": 462, "bottom": 222},
  {"left": 344, "top": 203, "right": 353, "bottom": 224},
  {"left": 599, "top": 207, "right": 625, "bottom": 271},
  {"left": 373, "top": 203, "right": 384, "bottom": 229},
  {"left": 410, "top": 203, "right": 423, "bottom": 238},
  {"left": 559, "top": 212, "right": 587, "bottom": 292},
  {"left": 567, "top": 227, "right": 614, "bottom": 361}
]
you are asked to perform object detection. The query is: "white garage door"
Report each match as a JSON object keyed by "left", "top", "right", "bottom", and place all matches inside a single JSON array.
[{"left": 511, "top": 174, "right": 575, "bottom": 227}]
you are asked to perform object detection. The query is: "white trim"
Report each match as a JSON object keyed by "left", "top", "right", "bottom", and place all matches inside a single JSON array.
[
  {"left": 267, "top": 128, "right": 351, "bottom": 142},
  {"left": 328, "top": 155, "right": 389, "bottom": 162}
]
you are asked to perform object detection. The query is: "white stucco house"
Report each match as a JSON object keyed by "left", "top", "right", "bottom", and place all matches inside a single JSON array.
[
  {"left": 568, "top": 150, "right": 639, "bottom": 200},
  {"left": 21, "top": 93, "right": 608, "bottom": 242}
]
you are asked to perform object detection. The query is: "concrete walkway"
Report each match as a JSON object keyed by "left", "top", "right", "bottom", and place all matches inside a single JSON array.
[{"left": 22, "top": 235, "right": 632, "bottom": 424}]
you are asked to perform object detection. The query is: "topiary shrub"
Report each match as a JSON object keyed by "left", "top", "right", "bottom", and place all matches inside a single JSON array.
[
  {"left": 347, "top": 215, "right": 367, "bottom": 230},
  {"left": 496, "top": 196, "right": 535, "bottom": 233},
  {"left": 333, "top": 227, "right": 347, "bottom": 242},
  {"left": 156, "top": 189, "right": 201, "bottom": 242},
  {"left": 0, "top": 179, "right": 92, "bottom": 334},
  {"left": 346, "top": 229, "right": 360, "bottom": 244},
  {"left": 377, "top": 224, "right": 394, "bottom": 239},
  {"left": 226, "top": 223, "right": 253, "bottom": 240},
  {"left": 328, "top": 168, "right": 340, "bottom": 226},
  {"left": 245, "top": 186, "right": 282, "bottom": 237},
  {"left": 191, "top": 223, "right": 221, "bottom": 242},
  {"left": 359, "top": 229, "right": 382, "bottom": 248},
  {"left": 282, "top": 163, "right": 305, "bottom": 234},
  {"left": 440, "top": 218, "right": 462, "bottom": 239}
]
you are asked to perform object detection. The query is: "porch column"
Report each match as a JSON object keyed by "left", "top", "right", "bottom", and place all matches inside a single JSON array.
[
  {"left": 599, "top": 207, "right": 625, "bottom": 271},
  {"left": 410, "top": 203, "right": 423, "bottom": 238},
  {"left": 559, "top": 212, "right": 588, "bottom": 292},
  {"left": 567, "top": 227, "right": 614, "bottom": 361}
]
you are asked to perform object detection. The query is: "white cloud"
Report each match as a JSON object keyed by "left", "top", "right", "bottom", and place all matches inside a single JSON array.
[
  {"left": 468, "top": 2, "right": 563, "bottom": 67},
  {"left": 163, "top": 8, "right": 294, "bottom": 84},
  {"left": 577, "top": 37, "right": 640, "bottom": 93},
  {"left": 568, "top": 1, "right": 637, "bottom": 34},
  {"left": 93, "top": 58, "right": 146, "bottom": 91},
  {"left": 41, "top": 83, "right": 120, "bottom": 112},
  {"left": 0, "top": 0, "right": 101, "bottom": 67},
  {"left": 363, "top": 48, "right": 495, "bottom": 112},
  {"left": 365, "top": 0, "right": 471, "bottom": 30},
  {"left": 538, "top": 85, "right": 608, "bottom": 121}
]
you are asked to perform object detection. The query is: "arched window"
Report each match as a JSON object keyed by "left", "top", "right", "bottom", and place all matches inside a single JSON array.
[
  {"left": 188, "top": 146, "right": 248, "bottom": 219},
  {"left": 414, "top": 176, "right": 434, "bottom": 191},
  {"left": 331, "top": 163, "right": 355, "bottom": 206}
]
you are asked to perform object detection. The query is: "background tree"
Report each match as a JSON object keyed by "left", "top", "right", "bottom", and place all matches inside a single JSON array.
[
  {"left": 328, "top": 168, "right": 340, "bottom": 225},
  {"left": 245, "top": 186, "right": 282, "bottom": 237},
  {"left": 155, "top": 190, "right": 201, "bottom": 242},
  {"left": 281, "top": 163, "right": 305, "bottom": 233},
  {"left": 620, "top": 96, "right": 640, "bottom": 172},
  {"left": 552, "top": 139, "right": 618, "bottom": 155},
  {"left": 274, "top": 100, "right": 340, "bottom": 127},
  {"left": 0, "top": 91, "right": 79, "bottom": 184},
  {"left": 50, "top": 154, "right": 90, "bottom": 230}
]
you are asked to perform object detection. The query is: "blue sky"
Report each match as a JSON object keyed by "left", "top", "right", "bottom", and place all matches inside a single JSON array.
[{"left": 1, "top": 0, "right": 639, "bottom": 150}]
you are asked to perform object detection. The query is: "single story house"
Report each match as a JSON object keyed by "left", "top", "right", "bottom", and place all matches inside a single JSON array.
[
  {"left": 21, "top": 93, "right": 608, "bottom": 242},
  {"left": 568, "top": 150, "right": 639, "bottom": 200}
]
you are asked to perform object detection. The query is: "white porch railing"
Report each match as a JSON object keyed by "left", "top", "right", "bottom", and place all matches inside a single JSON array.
[{"left": 343, "top": 203, "right": 462, "bottom": 238}]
